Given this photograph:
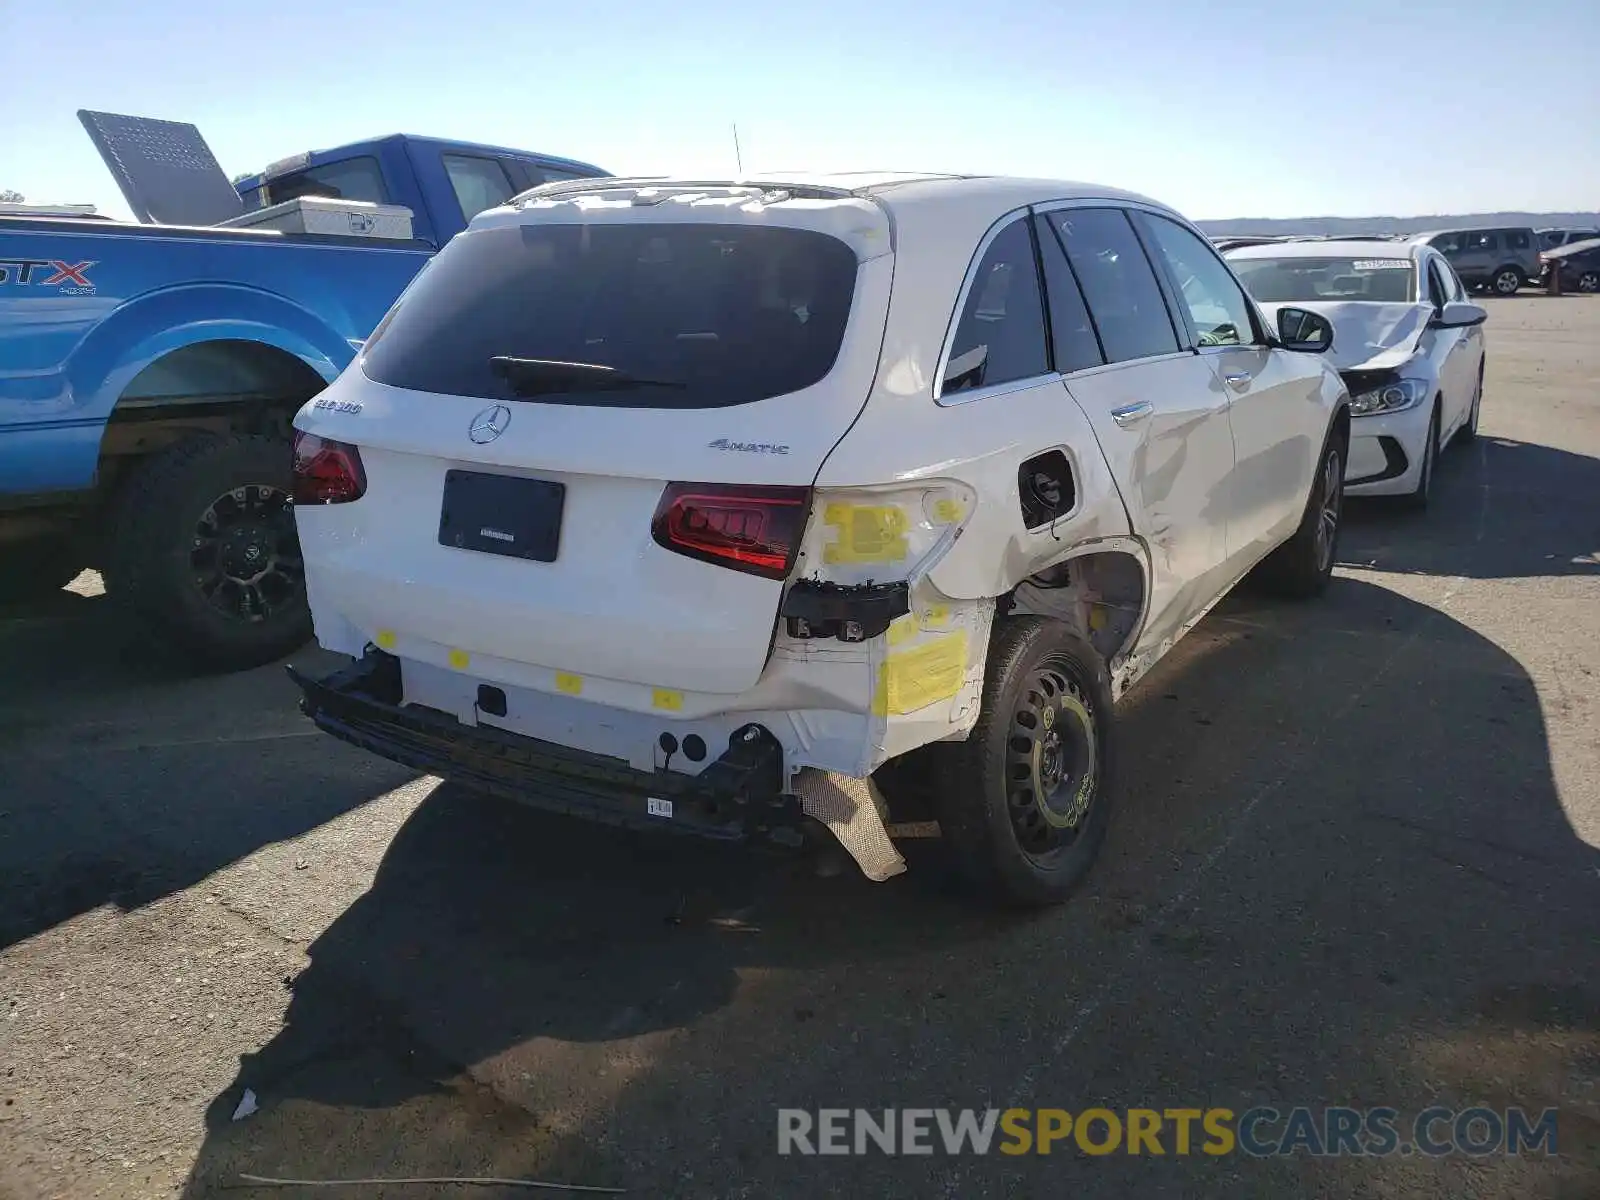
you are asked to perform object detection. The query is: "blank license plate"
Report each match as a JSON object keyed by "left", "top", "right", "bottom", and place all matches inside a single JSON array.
[{"left": 438, "top": 470, "right": 564, "bottom": 562}]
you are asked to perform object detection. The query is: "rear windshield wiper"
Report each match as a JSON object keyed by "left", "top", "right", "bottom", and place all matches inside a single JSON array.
[{"left": 489, "top": 356, "right": 685, "bottom": 395}]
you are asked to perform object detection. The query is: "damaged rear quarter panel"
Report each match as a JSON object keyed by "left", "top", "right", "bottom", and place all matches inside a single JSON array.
[{"left": 815, "top": 377, "right": 1133, "bottom": 601}]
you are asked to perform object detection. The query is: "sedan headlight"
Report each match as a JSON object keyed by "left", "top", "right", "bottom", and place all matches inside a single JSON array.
[{"left": 1347, "top": 377, "right": 1428, "bottom": 417}]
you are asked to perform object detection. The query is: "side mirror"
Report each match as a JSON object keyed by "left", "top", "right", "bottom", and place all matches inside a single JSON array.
[
  {"left": 1276, "top": 307, "right": 1334, "bottom": 353},
  {"left": 1432, "top": 300, "right": 1487, "bottom": 329}
]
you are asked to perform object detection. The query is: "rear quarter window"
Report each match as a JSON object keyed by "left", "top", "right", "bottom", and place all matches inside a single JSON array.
[{"left": 361, "top": 222, "right": 860, "bottom": 408}]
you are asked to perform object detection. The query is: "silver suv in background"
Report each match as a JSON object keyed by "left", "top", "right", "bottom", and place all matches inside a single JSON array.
[
  {"left": 1538, "top": 227, "right": 1600, "bottom": 251},
  {"left": 1421, "top": 227, "right": 1541, "bottom": 296}
]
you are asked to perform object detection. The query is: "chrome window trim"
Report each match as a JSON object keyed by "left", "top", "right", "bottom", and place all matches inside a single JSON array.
[
  {"left": 933, "top": 196, "right": 1243, "bottom": 407},
  {"left": 1130, "top": 207, "right": 1271, "bottom": 351},
  {"left": 1060, "top": 348, "right": 1197, "bottom": 384},
  {"left": 1034, "top": 198, "right": 1221, "bottom": 357},
  {"left": 931, "top": 205, "right": 1035, "bottom": 404},
  {"left": 936, "top": 370, "right": 1062, "bottom": 408}
]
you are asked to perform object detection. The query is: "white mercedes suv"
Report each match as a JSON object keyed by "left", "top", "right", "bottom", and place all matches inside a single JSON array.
[{"left": 288, "top": 173, "right": 1350, "bottom": 907}]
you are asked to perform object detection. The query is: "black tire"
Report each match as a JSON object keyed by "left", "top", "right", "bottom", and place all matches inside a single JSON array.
[
  {"left": 1490, "top": 266, "right": 1523, "bottom": 296},
  {"left": 1400, "top": 404, "right": 1440, "bottom": 511},
  {"left": 104, "top": 433, "right": 311, "bottom": 671},
  {"left": 1576, "top": 270, "right": 1600, "bottom": 294},
  {"left": 0, "top": 538, "right": 85, "bottom": 604},
  {"left": 928, "top": 617, "right": 1115, "bottom": 908},
  {"left": 1253, "top": 426, "right": 1345, "bottom": 599},
  {"left": 1453, "top": 366, "right": 1483, "bottom": 446}
]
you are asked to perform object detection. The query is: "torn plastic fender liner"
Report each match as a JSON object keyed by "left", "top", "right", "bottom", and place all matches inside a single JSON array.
[{"left": 781, "top": 579, "right": 910, "bottom": 641}]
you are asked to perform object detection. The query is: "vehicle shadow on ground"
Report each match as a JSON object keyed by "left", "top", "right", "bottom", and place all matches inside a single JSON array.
[
  {"left": 0, "top": 593, "right": 409, "bottom": 949},
  {"left": 180, "top": 558, "right": 1600, "bottom": 1195},
  {"left": 1338, "top": 434, "right": 1600, "bottom": 580}
]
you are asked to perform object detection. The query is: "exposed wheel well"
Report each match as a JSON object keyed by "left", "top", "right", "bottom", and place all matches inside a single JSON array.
[
  {"left": 100, "top": 339, "right": 328, "bottom": 464},
  {"left": 1003, "top": 549, "right": 1147, "bottom": 665}
]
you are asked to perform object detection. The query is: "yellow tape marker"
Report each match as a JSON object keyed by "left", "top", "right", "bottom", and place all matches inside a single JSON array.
[
  {"left": 931, "top": 498, "right": 965, "bottom": 524},
  {"left": 923, "top": 603, "right": 950, "bottom": 627},
  {"left": 652, "top": 688, "right": 684, "bottom": 712},
  {"left": 886, "top": 615, "right": 919, "bottom": 647},
  {"left": 822, "top": 503, "right": 908, "bottom": 565},
  {"left": 555, "top": 672, "right": 583, "bottom": 696},
  {"left": 375, "top": 629, "right": 397, "bottom": 650},
  {"left": 873, "top": 631, "right": 969, "bottom": 716},
  {"left": 447, "top": 648, "right": 470, "bottom": 670}
]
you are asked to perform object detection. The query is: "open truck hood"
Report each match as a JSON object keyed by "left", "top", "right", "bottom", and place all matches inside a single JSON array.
[{"left": 1259, "top": 300, "right": 1433, "bottom": 372}]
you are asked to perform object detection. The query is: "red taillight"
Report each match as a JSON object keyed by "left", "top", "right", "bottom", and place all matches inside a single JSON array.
[
  {"left": 291, "top": 430, "right": 367, "bottom": 505},
  {"left": 651, "top": 482, "right": 811, "bottom": 580}
]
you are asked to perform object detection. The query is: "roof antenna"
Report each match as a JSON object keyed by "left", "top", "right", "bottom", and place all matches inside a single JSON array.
[{"left": 732, "top": 123, "right": 744, "bottom": 178}]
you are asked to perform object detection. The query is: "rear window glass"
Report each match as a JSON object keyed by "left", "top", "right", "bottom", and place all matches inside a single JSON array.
[
  {"left": 361, "top": 222, "right": 859, "bottom": 408},
  {"left": 1231, "top": 256, "right": 1417, "bottom": 303},
  {"left": 266, "top": 156, "right": 387, "bottom": 206}
]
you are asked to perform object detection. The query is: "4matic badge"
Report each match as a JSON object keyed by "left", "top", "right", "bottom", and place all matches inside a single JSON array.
[{"left": 0, "top": 259, "right": 97, "bottom": 289}]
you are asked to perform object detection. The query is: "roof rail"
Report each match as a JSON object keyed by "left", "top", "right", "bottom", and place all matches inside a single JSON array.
[{"left": 508, "top": 177, "right": 860, "bottom": 207}]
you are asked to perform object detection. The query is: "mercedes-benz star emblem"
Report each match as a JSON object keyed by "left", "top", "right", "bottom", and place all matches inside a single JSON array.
[{"left": 468, "top": 404, "right": 512, "bottom": 444}]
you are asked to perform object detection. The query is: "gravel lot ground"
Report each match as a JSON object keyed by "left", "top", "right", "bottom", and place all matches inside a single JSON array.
[{"left": 1, "top": 296, "right": 1596, "bottom": 1200}]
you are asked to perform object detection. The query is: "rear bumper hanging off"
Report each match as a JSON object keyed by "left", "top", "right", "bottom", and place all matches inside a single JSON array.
[{"left": 287, "top": 650, "right": 805, "bottom": 844}]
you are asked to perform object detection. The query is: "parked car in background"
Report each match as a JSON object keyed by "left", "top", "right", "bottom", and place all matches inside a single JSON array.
[
  {"left": 1420, "top": 226, "right": 1541, "bottom": 296},
  {"left": 1227, "top": 237, "right": 1486, "bottom": 509},
  {"left": 1208, "top": 234, "right": 1296, "bottom": 252},
  {"left": 0, "top": 111, "right": 608, "bottom": 670},
  {"left": 289, "top": 172, "right": 1351, "bottom": 908},
  {"left": 1541, "top": 237, "right": 1600, "bottom": 293},
  {"left": 1537, "top": 227, "right": 1600, "bottom": 251}
]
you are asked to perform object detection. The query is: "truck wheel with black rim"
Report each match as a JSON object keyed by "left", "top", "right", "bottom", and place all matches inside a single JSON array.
[
  {"left": 104, "top": 433, "right": 312, "bottom": 671},
  {"left": 929, "top": 617, "right": 1115, "bottom": 908},
  {"left": 1253, "top": 427, "right": 1345, "bottom": 599}
]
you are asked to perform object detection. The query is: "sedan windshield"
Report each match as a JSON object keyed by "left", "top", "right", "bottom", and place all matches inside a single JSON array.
[{"left": 1231, "top": 257, "right": 1417, "bottom": 304}]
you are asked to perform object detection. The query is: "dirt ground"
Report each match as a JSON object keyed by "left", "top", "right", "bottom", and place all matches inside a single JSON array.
[{"left": 1, "top": 296, "right": 1596, "bottom": 1199}]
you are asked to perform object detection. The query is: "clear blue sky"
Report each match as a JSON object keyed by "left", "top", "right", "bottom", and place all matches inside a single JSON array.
[{"left": 5, "top": 0, "right": 1596, "bottom": 222}]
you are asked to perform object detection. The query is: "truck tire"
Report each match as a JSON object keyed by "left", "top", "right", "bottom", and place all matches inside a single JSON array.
[
  {"left": 928, "top": 617, "right": 1115, "bottom": 908},
  {"left": 1254, "top": 426, "right": 1345, "bottom": 599},
  {"left": 0, "top": 539, "right": 85, "bottom": 604},
  {"left": 104, "top": 433, "right": 311, "bottom": 671}
]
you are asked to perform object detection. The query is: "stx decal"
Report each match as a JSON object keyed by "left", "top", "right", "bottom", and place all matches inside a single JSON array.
[
  {"left": 0, "top": 259, "right": 97, "bottom": 286},
  {"left": 43, "top": 261, "right": 95, "bottom": 286}
]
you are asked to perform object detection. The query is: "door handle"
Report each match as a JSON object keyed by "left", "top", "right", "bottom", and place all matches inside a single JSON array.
[
  {"left": 1111, "top": 401, "right": 1153, "bottom": 427},
  {"left": 1222, "top": 371, "right": 1251, "bottom": 389}
]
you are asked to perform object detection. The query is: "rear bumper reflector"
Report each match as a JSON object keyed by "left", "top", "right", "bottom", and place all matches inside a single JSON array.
[{"left": 287, "top": 651, "right": 802, "bottom": 843}]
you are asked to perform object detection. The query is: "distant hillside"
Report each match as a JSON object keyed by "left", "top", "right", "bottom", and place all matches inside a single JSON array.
[{"left": 1197, "top": 211, "right": 1600, "bottom": 237}]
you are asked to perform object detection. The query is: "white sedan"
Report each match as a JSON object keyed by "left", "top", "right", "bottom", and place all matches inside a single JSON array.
[{"left": 1226, "top": 238, "right": 1487, "bottom": 507}]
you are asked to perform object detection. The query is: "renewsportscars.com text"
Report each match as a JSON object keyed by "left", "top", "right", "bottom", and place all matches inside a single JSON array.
[{"left": 777, "top": 1106, "right": 1559, "bottom": 1158}]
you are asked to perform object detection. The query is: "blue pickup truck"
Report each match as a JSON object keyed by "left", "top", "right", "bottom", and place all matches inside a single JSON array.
[{"left": 0, "top": 117, "right": 608, "bottom": 670}]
